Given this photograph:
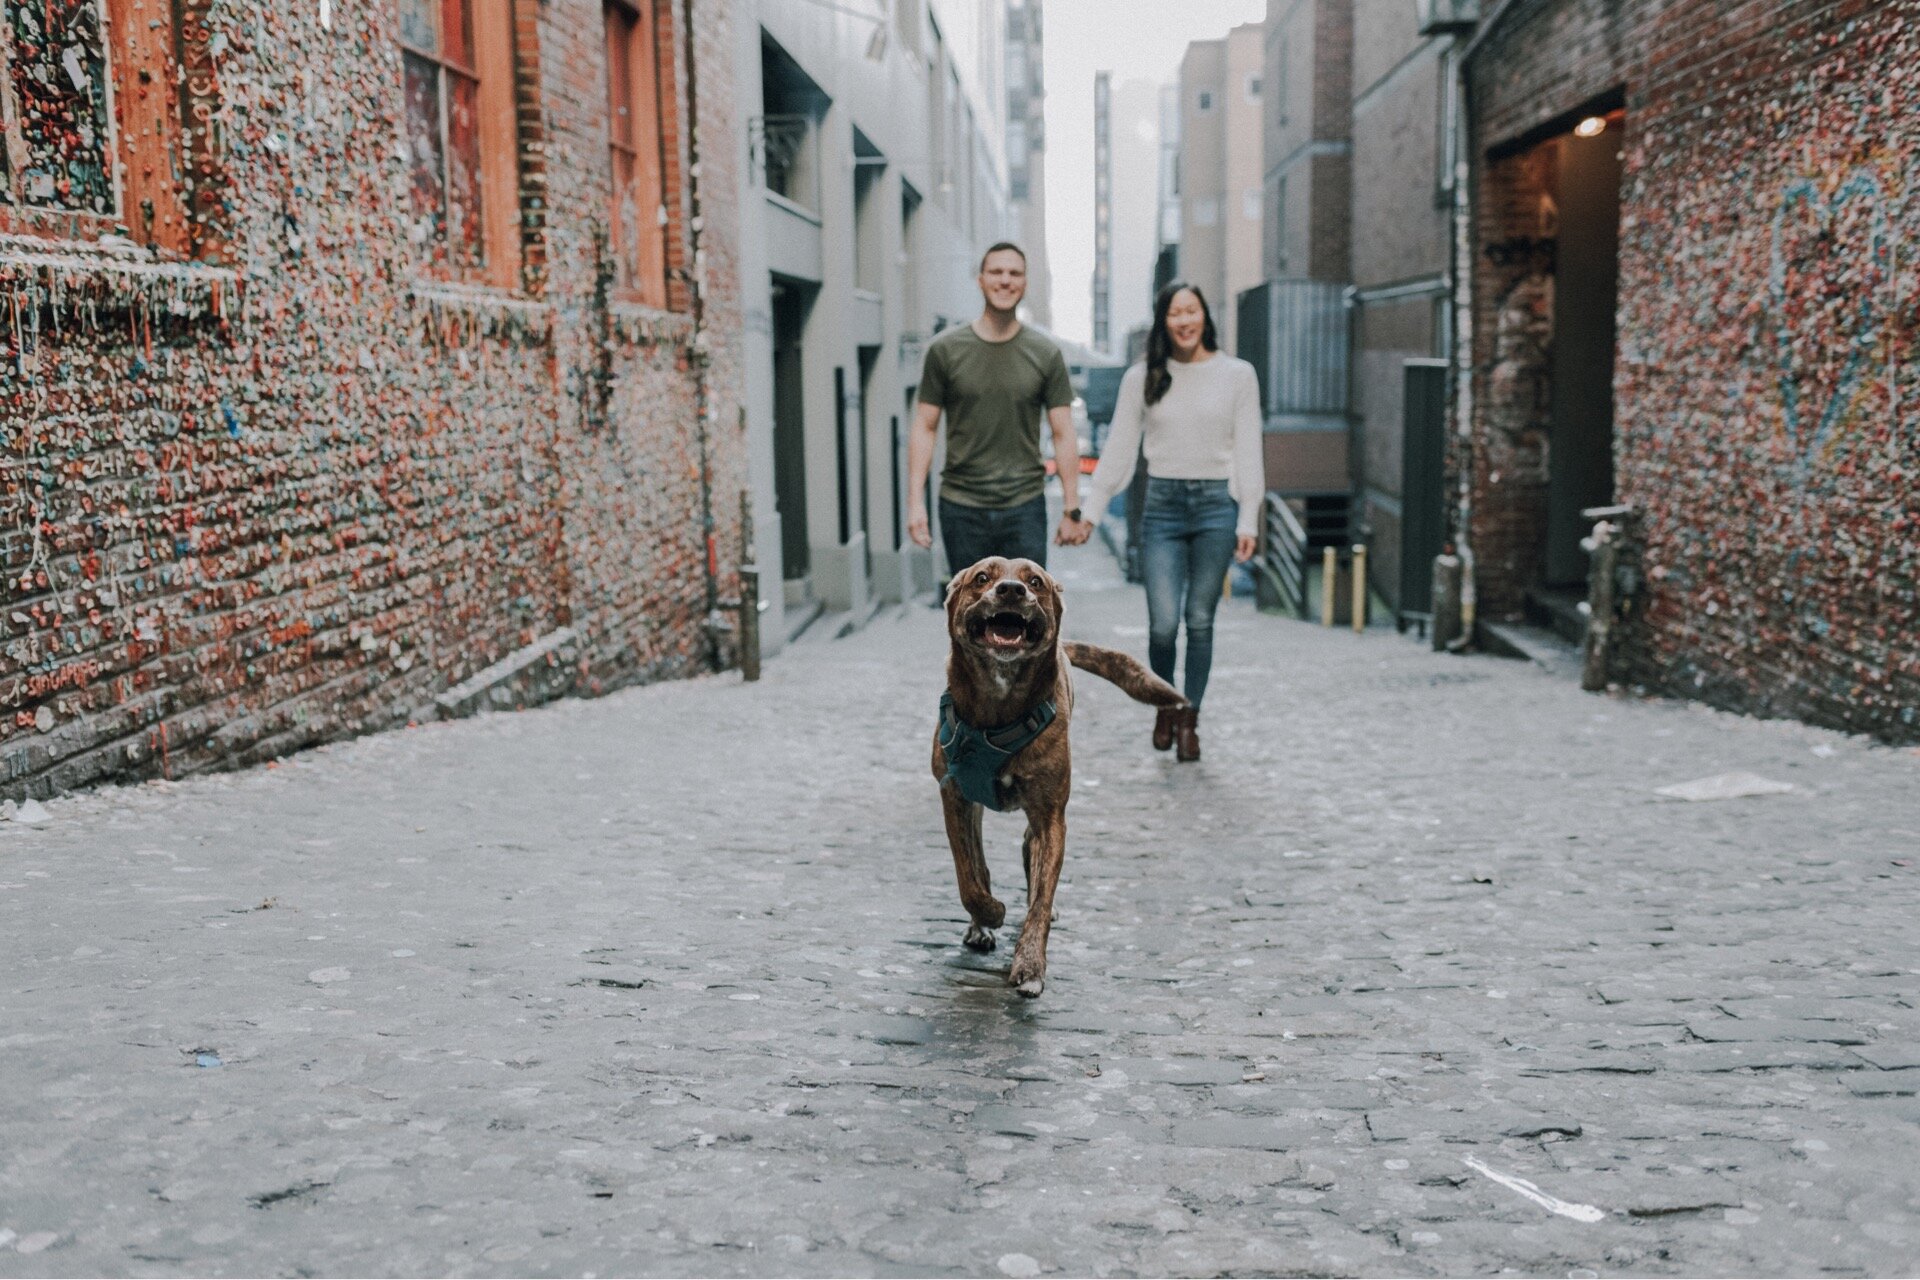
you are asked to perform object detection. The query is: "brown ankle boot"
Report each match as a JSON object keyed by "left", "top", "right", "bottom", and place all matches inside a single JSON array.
[
  {"left": 1153, "top": 706, "right": 1178, "bottom": 752},
  {"left": 1175, "top": 708, "right": 1201, "bottom": 762}
]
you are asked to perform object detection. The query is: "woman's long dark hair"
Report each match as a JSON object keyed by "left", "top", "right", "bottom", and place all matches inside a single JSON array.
[{"left": 1143, "top": 280, "right": 1219, "bottom": 406}]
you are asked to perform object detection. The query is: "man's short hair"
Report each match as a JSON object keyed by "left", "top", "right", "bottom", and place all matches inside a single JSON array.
[{"left": 978, "top": 242, "right": 1027, "bottom": 273}]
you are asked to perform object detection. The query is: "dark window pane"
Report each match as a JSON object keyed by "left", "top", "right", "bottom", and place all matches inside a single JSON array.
[
  {"left": 445, "top": 70, "right": 485, "bottom": 267},
  {"left": 399, "top": 0, "right": 440, "bottom": 53},
  {"left": 4, "top": 0, "right": 114, "bottom": 213},
  {"left": 404, "top": 52, "right": 446, "bottom": 256}
]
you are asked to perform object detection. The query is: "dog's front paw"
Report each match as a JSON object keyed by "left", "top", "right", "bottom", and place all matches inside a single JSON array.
[
  {"left": 963, "top": 924, "right": 997, "bottom": 952},
  {"left": 1008, "top": 955, "right": 1046, "bottom": 998}
]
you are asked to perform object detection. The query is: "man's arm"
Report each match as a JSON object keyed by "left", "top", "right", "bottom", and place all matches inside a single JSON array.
[
  {"left": 905, "top": 400, "right": 942, "bottom": 549},
  {"left": 1047, "top": 405, "right": 1086, "bottom": 545}
]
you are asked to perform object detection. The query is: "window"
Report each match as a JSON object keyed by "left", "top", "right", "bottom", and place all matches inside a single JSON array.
[
  {"left": 400, "top": 0, "right": 520, "bottom": 287},
  {"left": 1246, "top": 74, "right": 1261, "bottom": 101},
  {"left": 1274, "top": 176, "right": 1288, "bottom": 273},
  {"left": 0, "top": 0, "right": 203, "bottom": 254},
  {"left": 1274, "top": 39, "right": 1289, "bottom": 127},
  {"left": 607, "top": 0, "right": 671, "bottom": 307},
  {"left": 895, "top": 0, "right": 922, "bottom": 56},
  {"left": 1435, "top": 45, "right": 1459, "bottom": 206},
  {"left": 1196, "top": 90, "right": 1213, "bottom": 112}
]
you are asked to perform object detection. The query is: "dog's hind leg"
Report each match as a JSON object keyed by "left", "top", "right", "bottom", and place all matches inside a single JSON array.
[
  {"left": 1008, "top": 807, "right": 1065, "bottom": 998},
  {"left": 942, "top": 784, "right": 1004, "bottom": 950}
]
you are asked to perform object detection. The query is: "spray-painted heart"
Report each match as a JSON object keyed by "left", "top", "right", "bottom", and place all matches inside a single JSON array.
[{"left": 1767, "top": 169, "right": 1891, "bottom": 487}]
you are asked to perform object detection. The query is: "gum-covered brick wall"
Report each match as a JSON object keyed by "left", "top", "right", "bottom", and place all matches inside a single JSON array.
[
  {"left": 1, "top": 0, "right": 746, "bottom": 799},
  {"left": 1613, "top": 0, "right": 1919, "bottom": 740}
]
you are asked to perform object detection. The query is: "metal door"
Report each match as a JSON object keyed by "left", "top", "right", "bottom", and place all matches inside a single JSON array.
[{"left": 1399, "top": 358, "right": 1448, "bottom": 624}]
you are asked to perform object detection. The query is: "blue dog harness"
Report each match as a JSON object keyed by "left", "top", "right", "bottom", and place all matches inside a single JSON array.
[{"left": 937, "top": 690, "right": 1057, "bottom": 811}]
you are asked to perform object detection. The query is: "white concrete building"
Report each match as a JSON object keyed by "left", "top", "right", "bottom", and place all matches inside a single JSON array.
[
  {"left": 1106, "top": 77, "right": 1163, "bottom": 348},
  {"left": 733, "top": 0, "right": 1027, "bottom": 648}
]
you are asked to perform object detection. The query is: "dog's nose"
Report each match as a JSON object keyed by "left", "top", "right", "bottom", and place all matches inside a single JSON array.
[{"left": 993, "top": 579, "right": 1027, "bottom": 600}]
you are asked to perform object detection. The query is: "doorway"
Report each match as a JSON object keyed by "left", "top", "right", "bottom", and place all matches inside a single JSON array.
[
  {"left": 856, "top": 345, "right": 880, "bottom": 580},
  {"left": 1544, "top": 114, "right": 1622, "bottom": 587},
  {"left": 771, "top": 277, "right": 816, "bottom": 584}
]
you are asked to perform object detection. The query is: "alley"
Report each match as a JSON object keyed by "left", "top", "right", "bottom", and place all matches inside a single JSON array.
[{"left": 2, "top": 544, "right": 1918, "bottom": 1278}]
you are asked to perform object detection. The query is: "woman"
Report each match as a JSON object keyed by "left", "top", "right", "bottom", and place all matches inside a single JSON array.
[{"left": 1072, "top": 282, "right": 1261, "bottom": 762}]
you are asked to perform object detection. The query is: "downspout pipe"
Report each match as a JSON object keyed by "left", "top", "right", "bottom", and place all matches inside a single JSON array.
[
  {"left": 680, "top": 0, "right": 723, "bottom": 671},
  {"left": 1448, "top": 28, "right": 1477, "bottom": 652}
]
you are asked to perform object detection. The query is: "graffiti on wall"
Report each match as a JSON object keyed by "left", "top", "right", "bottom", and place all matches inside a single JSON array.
[
  {"left": 1, "top": 0, "right": 744, "bottom": 797},
  {"left": 1613, "top": 3, "right": 1919, "bottom": 739}
]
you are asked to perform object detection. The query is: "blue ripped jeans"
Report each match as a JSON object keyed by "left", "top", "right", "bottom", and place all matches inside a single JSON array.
[{"left": 1140, "top": 477, "right": 1238, "bottom": 709}]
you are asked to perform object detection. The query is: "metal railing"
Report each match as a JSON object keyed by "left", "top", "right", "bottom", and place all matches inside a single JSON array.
[{"left": 1254, "top": 492, "right": 1309, "bottom": 619}]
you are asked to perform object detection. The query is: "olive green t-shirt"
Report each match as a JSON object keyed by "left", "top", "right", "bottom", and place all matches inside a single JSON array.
[{"left": 918, "top": 324, "right": 1074, "bottom": 510}]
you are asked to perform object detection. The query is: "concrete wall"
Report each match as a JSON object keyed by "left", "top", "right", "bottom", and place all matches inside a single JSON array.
[
  {"left": 1, "top": 0, "right": 749, "bottom": 799},
  {"left": 1261, "top": 0, "right": 1352, "bottom": 285},
  {"left": 738, "top": 0, "right": 1016, "bottom": 625},
  {"left": 1465, "top": 0, "right": 1920, "bottom": 741},
  {"left": 1108, "top": 78, "right": 1164, "bottom": 344},
  {"left": 1220, "top": 24, "right": 1268, "bottom": 353},
  {"left": 1178, "top": 39, "right": 1228, "bottom": 323},
  {"left": 1347, "top": 3, "right": 1451, "bottom": 613}
]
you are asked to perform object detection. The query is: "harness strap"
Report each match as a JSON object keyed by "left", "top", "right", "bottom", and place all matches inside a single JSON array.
[{"left": 938, "top": 690, "right": 1057, "bottom": 812}]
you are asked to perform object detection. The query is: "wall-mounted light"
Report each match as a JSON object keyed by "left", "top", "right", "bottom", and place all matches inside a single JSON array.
[{"left": 1574, "top": 116, "right": 1607, "bottom": 138}]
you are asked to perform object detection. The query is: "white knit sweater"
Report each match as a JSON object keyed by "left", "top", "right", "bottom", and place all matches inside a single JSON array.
[{"left": 1084, "top": 353, "right": 1265, "bottom": 536}]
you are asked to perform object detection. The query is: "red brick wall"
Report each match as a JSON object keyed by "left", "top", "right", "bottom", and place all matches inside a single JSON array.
[
  {"left": 0, "top": 0, "right": 747, "bottom": 798},
  {"left": 1464, "top": 0, "right": 1920, "bottom": 740}
]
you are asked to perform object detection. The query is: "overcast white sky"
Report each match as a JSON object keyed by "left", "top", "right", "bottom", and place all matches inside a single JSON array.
[{"left": 1042, "top": 0, "right": 1268, "bottom": 347}]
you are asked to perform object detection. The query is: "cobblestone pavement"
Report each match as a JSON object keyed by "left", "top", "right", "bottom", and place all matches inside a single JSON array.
[{"left": 4, "top": 543, "right": 1919, "bottom": 1278}]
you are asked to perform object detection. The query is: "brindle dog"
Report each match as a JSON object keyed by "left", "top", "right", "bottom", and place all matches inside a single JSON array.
[{"left": 934, "top": 556, "right": 1187, "bottom": 997}]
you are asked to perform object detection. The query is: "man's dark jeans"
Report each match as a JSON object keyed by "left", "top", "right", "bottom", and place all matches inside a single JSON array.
[{"left": 938, "top": 493, "right": 1048, "bottom": 583}]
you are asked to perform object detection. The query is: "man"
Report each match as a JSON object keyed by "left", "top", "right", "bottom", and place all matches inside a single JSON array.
[{"left": 906, "top": 242, "right": 1089, "bottom": 574}]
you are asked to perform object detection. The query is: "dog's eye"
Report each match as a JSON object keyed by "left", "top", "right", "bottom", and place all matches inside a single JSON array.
[
  {"left": 1028, "top": 576, "right": 1042, "bottom": 588},
  {"left": 974, "top": 572, "right": 989, "bottom": 585}
]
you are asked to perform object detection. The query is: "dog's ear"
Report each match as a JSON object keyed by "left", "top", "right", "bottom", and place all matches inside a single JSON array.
[
  {"left": 1038, "top": 568, "right": 1064, "bottom": 624},
  {"left": 944, "top": 571, "right": 965, "bottom": 627},
  {"left": 944, "top": 560, "right": 983, "bottom": 627}
]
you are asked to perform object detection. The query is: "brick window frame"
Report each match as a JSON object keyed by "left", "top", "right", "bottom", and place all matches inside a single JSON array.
[
  {"left": 0, "top": 0, "right": 219, "bottom": 258},
  {"left": 604, "top": 0, "right": 683, "bottom": 311},
  {"left": 399, "top": 0, "right": 522, "bottom": 290}
]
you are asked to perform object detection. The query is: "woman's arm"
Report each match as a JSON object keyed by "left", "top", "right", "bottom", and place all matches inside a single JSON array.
[
  {"left": 1229, "top": 363, "right": 1264, "bottom": 539},
  {"left": 1082, "top": 366, "right": 1145, "bottom": 527}
]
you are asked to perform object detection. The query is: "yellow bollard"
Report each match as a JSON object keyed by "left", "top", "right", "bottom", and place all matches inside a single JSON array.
[
  {"left": 1321, "top": 546, "right": 1336, "bottom": 626},
  {"left": 1352, "top": 545, "right": 1367, "bottom": 634}
]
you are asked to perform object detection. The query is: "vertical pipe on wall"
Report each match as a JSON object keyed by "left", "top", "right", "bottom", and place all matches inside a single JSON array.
[
  {"left": 680, "top": 0, "right": 723, "bottom": 670},
  {"left": 1447, "top": 32, "right": 1477, "bottom": 652}
]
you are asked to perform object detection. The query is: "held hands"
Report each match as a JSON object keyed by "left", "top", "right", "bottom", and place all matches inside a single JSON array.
[{"left": 1054, "top": 517, "right": 1094, "bottom": 547}]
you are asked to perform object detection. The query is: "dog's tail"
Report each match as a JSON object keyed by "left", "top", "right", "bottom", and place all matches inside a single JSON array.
[{"left": 1064, "top": 641, "right": 1188, "bottom": 708}]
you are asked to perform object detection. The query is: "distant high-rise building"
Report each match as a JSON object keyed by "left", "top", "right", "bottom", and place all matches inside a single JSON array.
[
  {"left": 1006, "top": 0, "right": 1051, "bottom": 326},
  {"left": 1153, "top": 82, "right": 1181, "bottom": 298},
  {"left": 1178, "top": 23, "right": 1265, "bottom": 354},
  {"left": 1108, "top": 78, "right": 1162, "bottom": 346},
  {"left": 1093, "top": 71, "right": 1112, "bottom": 352}
]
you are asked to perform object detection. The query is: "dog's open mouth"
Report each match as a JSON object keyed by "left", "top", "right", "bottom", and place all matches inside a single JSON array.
[{"left": 971, "top": 609, "right": 1041, "bottom": 650}]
